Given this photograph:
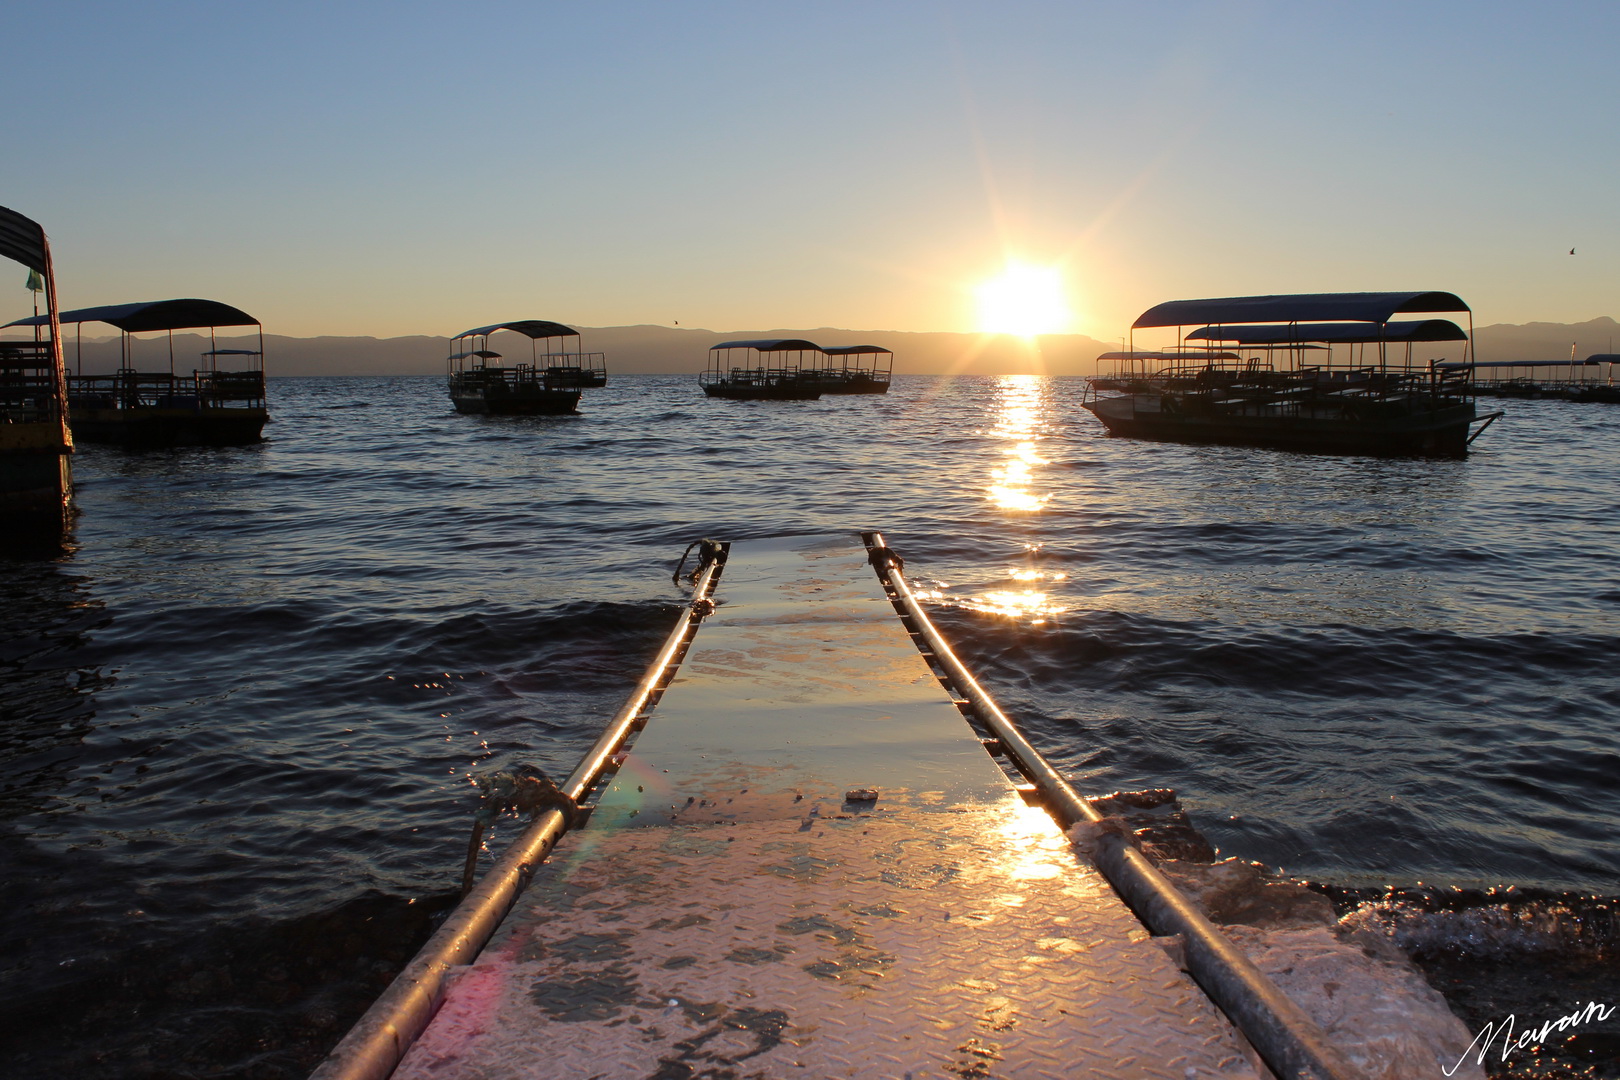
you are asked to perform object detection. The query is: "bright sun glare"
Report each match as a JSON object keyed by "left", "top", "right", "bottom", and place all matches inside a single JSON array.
[{"left": 975, "top": 263, "right": 1072, "bottom": 337}]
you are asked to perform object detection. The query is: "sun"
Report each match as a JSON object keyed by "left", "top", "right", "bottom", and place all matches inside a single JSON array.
[{"left": 974, "top": 262, "right": 1072, "bottom": 337}]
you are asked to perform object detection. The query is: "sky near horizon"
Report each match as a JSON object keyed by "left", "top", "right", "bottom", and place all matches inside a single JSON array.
[{"left": 4, "top": 1, "right": 1616, "bottom": 342}]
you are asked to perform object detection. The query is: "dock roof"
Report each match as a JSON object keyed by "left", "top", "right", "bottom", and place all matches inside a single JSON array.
[{"left": 1133, "top": 291, "right": 1470, "bottom": 329}]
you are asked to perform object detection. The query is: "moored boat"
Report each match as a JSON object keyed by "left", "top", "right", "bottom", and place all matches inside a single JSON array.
[
  {"left": 1571, "top": 356, "right": 1620, "bottom": 403},
  {"left": 446, "top": 320, "right": 604, "bottom": 415},
  {"left": 700, "top": 339, "right": 824, "bottom": 400},
  {"left": 7, "top": 298, "right": 267, "bottom": 447},
  {"left": 1440, "top": 353, "right": 1616, "bottom": 400},
  {"left": 807, "top": 343, "right": 893, "bottom": 394},
  {"left": 1085, "top": 292, "right": 1502, "bottom": 457},
  {"left": 0, "top": 205, "right": 73, "bottom": 532}
]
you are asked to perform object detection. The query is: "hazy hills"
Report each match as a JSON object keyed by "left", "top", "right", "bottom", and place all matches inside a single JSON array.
[{"left": 31, "top": 317, "right": 1620, "bottom": 377}]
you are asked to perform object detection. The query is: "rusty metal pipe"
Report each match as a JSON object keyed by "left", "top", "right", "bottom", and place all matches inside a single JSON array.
[
  {"left": 308, "top": 555, "right": 723, "bottom": 1080},
  {"left": 864, "top": 532, "right": 1363, "bottom": 1080}
]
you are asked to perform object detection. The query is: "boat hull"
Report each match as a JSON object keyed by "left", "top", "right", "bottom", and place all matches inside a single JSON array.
[
  {"left": 701, "top": 382, "right": 821, "bottom": 401},
  {"left": 0, "top": 422, "right": 73, "bottom": 526},
  {"left": 68, "top": 405, "right": 268, "bottom": 447},
  {"left": 450, "top": 386, "right": 581, "bottom": 415},
  {"left": 1084, "top": 394, "right": 1477, "bottom": 457},
  {"left": 815, "top": 374, "right": 890, "bottom": 395}
]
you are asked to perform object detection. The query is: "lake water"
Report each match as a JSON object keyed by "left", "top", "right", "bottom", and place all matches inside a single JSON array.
[{"left": 3, "top": 374, "right": 1617, "bottom": 1077}]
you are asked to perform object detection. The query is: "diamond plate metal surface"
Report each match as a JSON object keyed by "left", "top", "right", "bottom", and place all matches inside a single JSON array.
[
  {"left": 396, "top": 807, "right": 1259, "bottom": 1079},
  {"left": 394, "top": 535, "right": 1261, "bottom": 1079}
]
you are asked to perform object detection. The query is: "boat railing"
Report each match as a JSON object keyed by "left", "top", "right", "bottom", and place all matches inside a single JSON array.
[
  {"left": 449, "top": 360, "right": 594, "bottom": 393},
  {"left": 65, "top": 368, "right": 267, "bottom": 409},
  {"left": 194, "top": 369, "right": 267, "bottom": 405},
  {"left": 701, "top": 364, "right": 801, "bottom": 387},
  {"left": 0, "top": 341, "right": 63, "bottom": 422}
]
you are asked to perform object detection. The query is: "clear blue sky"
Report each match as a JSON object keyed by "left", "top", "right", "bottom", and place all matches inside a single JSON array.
[{"left": 4, "top": 1, "right": 1615, "bottom": 339}]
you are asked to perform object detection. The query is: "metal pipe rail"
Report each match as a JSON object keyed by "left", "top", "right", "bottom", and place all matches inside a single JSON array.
[
  {"left": 308, "top": 553, "right": 725, "bottom": 1080},
  {"left": 863, "top": 532, "right": 1363, "bottom": 1080}
]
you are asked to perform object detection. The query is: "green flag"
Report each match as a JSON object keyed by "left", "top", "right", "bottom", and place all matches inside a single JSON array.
[{"left": 25, "top": 269, "right": 43, "bottom": 292}]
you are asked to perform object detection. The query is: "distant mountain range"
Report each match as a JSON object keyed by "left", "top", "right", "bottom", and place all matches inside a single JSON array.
[{"left": 30, "top": 317, "right": 1620, "bottom": 377}]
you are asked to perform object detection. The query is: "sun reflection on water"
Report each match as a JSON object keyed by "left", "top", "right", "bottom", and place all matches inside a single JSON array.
[
  {"left": 987, "top": 376, "right": 1052, "bottom": 513},
  {"left": 918, "top": 551, "right": 1073, "bottom": 625}
]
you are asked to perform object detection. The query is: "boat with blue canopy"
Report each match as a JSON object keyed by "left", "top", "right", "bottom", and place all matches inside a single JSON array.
[
  {"left": 701, "top": 339, "right": 824, "bottom": 400},
  {"left": 6, "top": 297, "right": 267, "bottom": 447},
  {"left": 446, "top": 320, "right": 606, "bottom": 415},
  {"left": 1084, "top": 292, "right": 1501, "bottom": 457}
]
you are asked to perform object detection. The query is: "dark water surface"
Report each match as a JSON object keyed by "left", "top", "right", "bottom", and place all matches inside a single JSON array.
[{"left": 3, "top": 375, "right": 1617, "bottom": 1077}]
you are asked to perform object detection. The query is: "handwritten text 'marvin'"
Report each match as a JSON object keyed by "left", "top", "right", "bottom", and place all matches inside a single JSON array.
[{"left": 1444, "top": 1001, "right": 1615, "bottom": 1075}]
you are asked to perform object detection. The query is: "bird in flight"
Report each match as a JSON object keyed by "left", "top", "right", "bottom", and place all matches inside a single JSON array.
[{"left": 1570, "top": 248, "right": 1576, "bottom": 255}]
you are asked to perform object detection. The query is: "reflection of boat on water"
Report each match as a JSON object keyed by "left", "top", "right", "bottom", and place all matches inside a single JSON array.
[
  {"left": 807, "top": 344, "right": 893, "bottom": 394},
  {"left": 447, "top": 321, "right": 605, "bottom": 415},
  {"left": 0, "top": 205, "right": 72, "bottom": 530},
  {"left": 8, "top": 298, "right": 267, "bottom": 447},
  {"left": 700, "top": 339, "right": 823, "bottom": 400},
  {"left": 1085, "top": 292, "right": 1502, "bottom": 458}
]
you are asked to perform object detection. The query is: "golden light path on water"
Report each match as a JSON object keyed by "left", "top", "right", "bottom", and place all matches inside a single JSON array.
[{"left": 921, "top": 374, "right": 1071, "bottom": 626}]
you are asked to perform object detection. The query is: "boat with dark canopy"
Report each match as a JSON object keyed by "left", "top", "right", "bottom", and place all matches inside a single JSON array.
[
  {"left": 0, "top": 205, "right": 73, "bottom": 531},
  {"left": 1084, "top": 292, "right": 1501, "bottom": 457},
  {"left": 446, "top": 320, "right": 605, "bottom": 415},
  {"left": 807, "top": 343, "right": 893, "bottom": 394},
  {"left": 6, "top": 297, "right": 266, "bottom": 447},
  {"left": 701, "top": 339, "right": 824, "bottom": 400}
]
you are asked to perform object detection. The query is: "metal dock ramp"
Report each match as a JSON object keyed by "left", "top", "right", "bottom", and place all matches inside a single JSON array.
[{"left": 315, "top": 533, "right": 1358, "bottom": 1080}]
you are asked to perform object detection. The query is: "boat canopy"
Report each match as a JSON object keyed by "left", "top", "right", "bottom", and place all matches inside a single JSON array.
[
  {"left": 1185, "top": 319, "right": 1468, "bottom": 345},
  {"left": 202, "top": 348, "right": 262, "bottom": 356},
  {"left": 822, "top": 344, "right": 892, "bottom": 356},
  {"left": 1133, "top": 292, "right": 1470, "bottom": 329},
  {"left": 453, "top": 320, "right": 578, "bottom": 341},
  {"left": 1587, "top": 354, "right": 1620, "bottom": 363},
  {"left": 1096, "top": 350, "right": 1243, "bottom": 361},
  {"left": 0, "top": 205, "right": 48, "bottom": 273},
  {"left": 6, "top": 298, "right": 259, "bottom": 332},
  {"left": 710, "top": 339, "right": 826, "bottom": 353}
]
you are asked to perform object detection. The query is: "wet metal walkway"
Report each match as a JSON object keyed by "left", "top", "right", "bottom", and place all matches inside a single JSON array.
[{"left": 388, "top": 535, "right": 1264, "bottom": 1080}]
